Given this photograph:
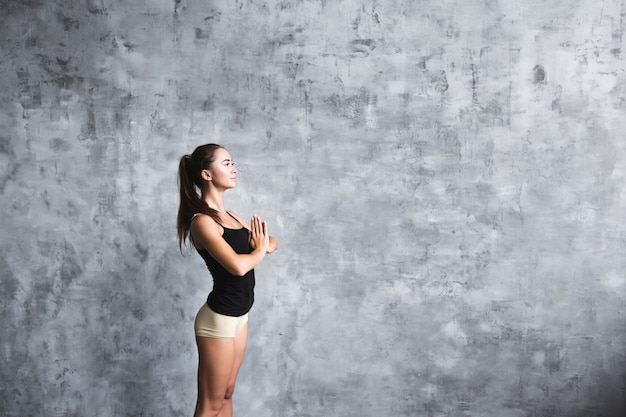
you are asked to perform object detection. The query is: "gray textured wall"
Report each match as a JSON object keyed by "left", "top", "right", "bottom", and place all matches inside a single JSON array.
[{"left": 1, "top": 1, "right": 625, "bottom": 416}]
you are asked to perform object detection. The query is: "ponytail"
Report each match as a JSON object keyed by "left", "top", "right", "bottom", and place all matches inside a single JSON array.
[{"left": 177, "top": 144, "right": 223, "bottom": 251}]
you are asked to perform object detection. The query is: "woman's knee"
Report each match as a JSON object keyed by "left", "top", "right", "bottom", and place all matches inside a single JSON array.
[
  {"left": 195, "top": 399, "right": 224, "bottom": 417},
  {"left": 224, "top": 383, "right": 236, "bottom": 400}
]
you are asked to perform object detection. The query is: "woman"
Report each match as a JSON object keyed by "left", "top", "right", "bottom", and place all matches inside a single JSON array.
[{"left": 177, "top": 143, "right": 278, "bottom": 417}]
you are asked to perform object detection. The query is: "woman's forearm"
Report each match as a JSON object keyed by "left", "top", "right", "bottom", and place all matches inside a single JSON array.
[
  {"left": 267, "top": 236, "right": 279, "bottom": 254},
  {"left": 227, "top": 247, "right": 267, "bottom": 276}
]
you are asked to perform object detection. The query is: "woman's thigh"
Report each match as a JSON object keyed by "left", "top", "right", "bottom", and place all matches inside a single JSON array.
[
  {"left": 228, "top": 323, "right": 248, "bottom": 392},
  {"left": 196, "top": 336, "right": 236, "bottom": 404}
]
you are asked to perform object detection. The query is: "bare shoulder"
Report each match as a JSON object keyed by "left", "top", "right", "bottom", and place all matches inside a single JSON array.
[{"left": 190, "top": 214, "right": 223, "bottom": 249}]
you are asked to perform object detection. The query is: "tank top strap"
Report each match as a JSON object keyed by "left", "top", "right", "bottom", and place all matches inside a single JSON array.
[
  {"left": 226, "top": 211, "right": 243, "bottom": 226},
  {"left": 190, "top": 213, "right": 201, "bottom": 226}
]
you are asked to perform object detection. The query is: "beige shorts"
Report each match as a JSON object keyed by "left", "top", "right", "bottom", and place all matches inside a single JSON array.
[{"left": 194, "top": 303, "right": 249, "bottom": 338}]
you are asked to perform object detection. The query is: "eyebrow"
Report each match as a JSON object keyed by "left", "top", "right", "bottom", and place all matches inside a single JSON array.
[{"left": 222, "top": 159, "right": 232, "bottom": 163}]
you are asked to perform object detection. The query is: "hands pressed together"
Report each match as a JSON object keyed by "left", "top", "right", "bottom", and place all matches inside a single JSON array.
[{"left": 248, "top": 215, "right": 270, "bottom": 252}]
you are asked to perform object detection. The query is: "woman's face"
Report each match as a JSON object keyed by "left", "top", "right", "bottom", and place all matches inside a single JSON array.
[{"left": 205, "top": 147, "right": 237, "bottom": 189}]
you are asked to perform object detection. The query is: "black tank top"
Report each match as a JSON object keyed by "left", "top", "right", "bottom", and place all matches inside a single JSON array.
[{"left": 195, "top": 214, "right": 255, "bottom": 316}]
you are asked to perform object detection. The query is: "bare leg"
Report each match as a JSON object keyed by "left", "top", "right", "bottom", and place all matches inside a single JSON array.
[
  {"left": 219, "top": 323, "right": 248, "bottom": 417},
  {"left": 194, "top": 323, "right": 248, "bottom": 417},
  {"left": 194, "top": 336, "right": 235, "bottom": 417}
]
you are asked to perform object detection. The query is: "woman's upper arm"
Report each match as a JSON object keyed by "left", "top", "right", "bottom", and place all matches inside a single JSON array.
[{"left": 190, "top": 215, "right": 244, "bottom": 275}]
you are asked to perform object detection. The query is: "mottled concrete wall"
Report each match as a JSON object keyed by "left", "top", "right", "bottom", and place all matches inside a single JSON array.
[{"left": 1, "top": 1, "right": 625, "bottom": 416}]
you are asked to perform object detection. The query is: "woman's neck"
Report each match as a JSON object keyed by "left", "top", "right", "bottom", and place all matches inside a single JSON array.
[{"left": 202, "top": 188, "right": 226, "bottom": 213}]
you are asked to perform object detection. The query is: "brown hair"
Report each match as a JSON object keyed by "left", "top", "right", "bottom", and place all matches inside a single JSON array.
[{"left": 177, "top": 143, "right": 224, "bottom": 251}]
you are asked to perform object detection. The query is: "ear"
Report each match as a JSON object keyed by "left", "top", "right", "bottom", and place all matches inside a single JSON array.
[{"left": 201, "top": 169, "right": 212, "bottom": 181}]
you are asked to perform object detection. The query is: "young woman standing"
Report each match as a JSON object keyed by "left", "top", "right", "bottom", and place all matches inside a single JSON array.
[{"left": 177, "top": 144, "right": 278, "bottom": 417}]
